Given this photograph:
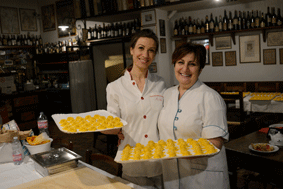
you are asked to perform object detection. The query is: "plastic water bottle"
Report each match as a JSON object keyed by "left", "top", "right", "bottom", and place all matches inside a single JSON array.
[
  {"left": 12, "top": 136, "right": 23, "bottom": 165},
  {"left": 37, "top": 112, "right": 49, "bottom": 136}
]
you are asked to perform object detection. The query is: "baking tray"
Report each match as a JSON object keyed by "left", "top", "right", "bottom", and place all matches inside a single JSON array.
[
  {"left": 114, "top": 139, "right": 220, "bottom": 164},
  {"left": 52, "top": 110, "right": 127, "bottom": 134},
  {"left": 30, "top": 147, "right": 82, "bottom": 176}
]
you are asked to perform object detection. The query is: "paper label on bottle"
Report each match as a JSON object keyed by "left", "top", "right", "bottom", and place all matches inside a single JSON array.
[
  {"left": 38, "top": 120, "right": 48, "bottom": 129},
  {"left": 13, "top": 153, "right": 22, "bottom": 162}
]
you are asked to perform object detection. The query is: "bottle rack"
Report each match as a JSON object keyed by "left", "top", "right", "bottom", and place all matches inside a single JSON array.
[{"left": 173, "top": 25, "right": 283, "bottom": 46}]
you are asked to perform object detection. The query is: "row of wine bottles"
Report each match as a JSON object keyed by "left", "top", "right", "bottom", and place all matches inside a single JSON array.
[
  {"left": 174, "top": 7, "right": 283, "bottom": 36},
  {"left": 0, "top": 34, "right": 43, "bottom": 47},
  {"left": 87, "top": 19, "right": 141, "bottom": 40}
]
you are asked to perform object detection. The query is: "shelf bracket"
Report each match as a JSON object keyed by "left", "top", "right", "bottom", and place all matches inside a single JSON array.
[
  {"left": 231, "top": 32, "right": 236, "bottom": 45},
  {"left": 168, "top": 10, "right": 177, "bottom": 20},
  {"left": 209, "top": 34, "right": 213, "bottom": 46}
]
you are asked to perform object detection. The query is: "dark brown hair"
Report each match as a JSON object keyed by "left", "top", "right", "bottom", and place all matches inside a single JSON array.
[
  {"left": 172, "top": 43, "right": 206, "bottom": 70},
  {"left": 130, "top": 29, "right": 159, "bottom": 53}
]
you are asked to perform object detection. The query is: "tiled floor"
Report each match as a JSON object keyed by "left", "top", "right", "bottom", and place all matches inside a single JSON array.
[{"left": 47, "top": 120, "right": 280, "bottom": 189}]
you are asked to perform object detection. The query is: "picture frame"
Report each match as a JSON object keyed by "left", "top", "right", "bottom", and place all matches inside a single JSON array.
[
  {"left": 190, "top": 38, "right": 210, "bottom": 65},
  {"left": 41, "top": 4, "right": 56, "bottom": 32},
  {"left": 212, "top": 52, "right": 223, "bottom": 66},
  {"left": 0, "top": 6, "right": 20, "bottom": 34},
  {"left": 225, "top": 51, "right": 237, "bottom": 66},
  {"left": 141, "top": 10, "right": 156, "bottom": 26},
  {"left": 215, "top": 36, "right": 232, "bottom": 50},
  {"left": 267, "top": 31, "right": 283, "bottom": 46},
  {"left": 149, "top": 62, "right": 157, "bottom": 73},
  {"left": 263, "top": 49, "right": 276, "bottom": 65},
  {"left": 159, "top": 19, "right": 165, "bottom": 36},
  {"left": 160, "top": 38, "right": 166, "bottom": 53},
  {"left": 239, "top": 34, "right": 260, "bottom": 63},
  {"left": 56, "top": 0, "right": 76, "bottom": 38},
  {"left": 19, "top": 8, "right": 37, "bottom": 31},
  {"left": 280, "top": 48, "right": 283, "bottom": 64}
]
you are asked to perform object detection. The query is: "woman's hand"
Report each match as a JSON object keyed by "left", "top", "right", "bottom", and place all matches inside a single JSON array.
[
  {"left": 117, "top": 129, "right": 124, "bottom": 146},
  {"left": 208, "top": 137, "right": 224, "bottom": 150},
  {"left": 100, "top": 128, "right": 120, "bottom": 135}
]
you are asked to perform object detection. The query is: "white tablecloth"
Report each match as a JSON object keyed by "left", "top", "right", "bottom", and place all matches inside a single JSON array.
[{"left": 0, "top": 157, "right": 145, "bottom": 189}]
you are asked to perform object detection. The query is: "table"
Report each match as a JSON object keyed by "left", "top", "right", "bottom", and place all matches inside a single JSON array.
[
  {"left": 0, "top": 157, "right": 145, "bottom": 189},
  {"left": 225, "top": 131, "right": 283, "bottom": 188}
]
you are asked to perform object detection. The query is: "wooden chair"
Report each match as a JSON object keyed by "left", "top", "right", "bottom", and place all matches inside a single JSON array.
[
  {"left": 51, "top": 138, "right": 73, "bottom": 150},
  {"left": 85, "top": 149, "right": 122, "bottom": 177}
]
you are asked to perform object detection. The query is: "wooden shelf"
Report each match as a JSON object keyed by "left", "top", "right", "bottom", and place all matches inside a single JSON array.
[
  {"left": 0, "top": 45, "right": 35, "bottom": 49},
  {"left": 86, "top": 36, "right": 131, "bottom": 45},
  {"left": 172, "top": 25, "right": 283, "bottom": 46},
  {"left": 37, "top": 62, "right": 68, "bottom": 65}
]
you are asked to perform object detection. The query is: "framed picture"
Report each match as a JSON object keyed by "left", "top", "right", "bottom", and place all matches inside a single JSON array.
[
  {"left": 56, "top": 0, "right": 76, "bottom": 38},
  {"left": 280, "top": 48, "right": 283, "bottom": 64},
  {"left": 41, "top": 4, "right": 56, "bottom": 32},
  {"left": 141, "top": 10, "right": 156, "bottom": 26},
  {"left": 191, "top": 38, "right": 210, "bottom": 65},
  {"left": 239, "top": 35, "right": 260, "bottom": 63},
  {"left": 267, "top": 31, "right": 283, "bottom": 46},
  {"left": 212, "top": 52, "right": 223, "bottom": 66},
  {"left": 160, "top": 38, "right": 166, "bottom": 53},
  {"left": 149, "top": 62, "right": 157, "bottom": 73},
  {"left": 263, "top": 49, "right": 276, "bottom": 65},
  {"left": 215, "top": 36, "right": 231, "bottom": 50},
  {"left": 159, "top": 19, "right": 165, "bottom": 36},
  {"left": 19, "top": 9, "right": 37, "bottom": 31},
  {"left": 0, "top": 6, "right": 20, "bottom": 34},
  {"left": 225, "top": 51, "right": 236, "bottom": 66}
]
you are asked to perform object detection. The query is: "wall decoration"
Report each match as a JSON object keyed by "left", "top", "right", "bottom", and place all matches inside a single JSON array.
[
  {"left": 41, "top": 4, "right": 56, "bottom": 32},
  {"left": 19, "top": 9, "right": 37, "bottom": 31},
  {"left": 149, "top": 62, "right": 157, "bottom": 73},
  {"left": 159, "top": 19, "right": 165, "bottom": 36},
  {"left": 239, "top": 34, "right": 260, "bottom": 63},
  {"left": 263, "top": 49, "right": 276, "bottom": 65},
  {"left": 280, "top": 48, "right": 283, "bottom": 64},
  {"left": 212, "top": 52, "right": 223, "bottom": 66},
  {"left": 267, "top": 31, "right": 283, "bottom": 46},
  {"left": 191, "top": 39, "right": 210, "bottom": 65},
  {"left": 141, "top": 10, "right": 156, "bottom": 26},
  {"left": 215, "top": 36, "right": 232, "bottom": 50},
  {"left": 225, "top": 51, "right": 236, "bottom": 66},
  {"left": 160, "top": 38, "right": 166, "bottom": 53},
  {"left": 56, "top": 0, "right": 76, "bottom": 38},
  {"left": 0, "top": 6, "right": 20, "bottom": 34}
]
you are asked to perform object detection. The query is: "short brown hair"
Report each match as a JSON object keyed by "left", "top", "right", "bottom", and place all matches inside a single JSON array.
[
  {"left": 130, "top": 29, "right": 159, "bottom": 53},
  {"left": 172, "top": 43, "right": 206, "bottom": 70}
]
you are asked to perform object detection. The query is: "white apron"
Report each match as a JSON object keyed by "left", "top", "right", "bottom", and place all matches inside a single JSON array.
[
  {"left": 107, "top": 70, "right": 166, "bottom": 177},
  {"left": 158, "top": 80, "right": 230, "bottom": 189}
]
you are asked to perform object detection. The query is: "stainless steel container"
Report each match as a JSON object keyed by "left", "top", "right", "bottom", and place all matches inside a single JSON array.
[{"left": 30, "top": 147, "right": 82, "bottom": 177}]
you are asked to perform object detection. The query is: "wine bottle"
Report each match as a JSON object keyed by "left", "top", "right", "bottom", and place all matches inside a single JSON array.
[
  {"left": 214, "top": 16, "right": 219, "bottom": 32},
  {"left": 250, "top": 10, "right": 255, "bottom": 28},
  {"left": 277, "top": 8, "right": 282, "bottom": 26},
  {"left": 0, "top": 35, "right": 2, "bottom": 46},
  {"left": 88, "top": 27, "right": 92, "bottom": 40},
  {"left": 200, "top": 19, "right": 205, "bottom": 34},
  {"left": 238, "top": 11, "right": 242, "bottom": 30},
  {"left": 255, "top": 10, "right": 260, "bottom": 28},
  {"left": 2, "top": 35, "right": 7, "bottom": 46},
  {"left": 266, "top": 7, "right": 272, "bottom": 27},
  {"left": 219, "top": 15, "right": 223, "bottom": 32},
  {"left": 188, "top": 16, "right": 193, "bottom": 35},
  {"left": 93, "top": 24, "right": 97, "bottom": 39},
  {"left": 196, "top": 19, "right": 201, "bottom": 34},
  {"left": 228, "top": 11, "right": 233, "bottom": 31},
  {"left": 233, "top": 10, "right": 238, "bottom": 30},
  {"left": 181, "top": 17, "right": 185, "bottom": 36},
  {"left": 246, "top": 11, "right": 251, "bottom": 29},
  {"left": 209, "top": 13, "right": 214, "bottom": 33},
  {"left": 271, "top": 7, "right": 277, "bottom": 26},
  {"left": 184, "top": 17, "right": 189, "bottom": 35},
  {"left": 174, "top": 20, "right": 179, "bottom": 36},
  {"left": 242, "top": 11, "right": 246, "bottom": 29},
  {"left": 223, "top": 10, "right": 228, "bottom": 31},
  {"left": 205, "top": 15, "right": 209, "bottom": 33},
  {"left": 193, "top": 19, "right": 197, "bottom": 34},
  {"left": 260, "top": 12, "right": 266, "bottom": 28}
]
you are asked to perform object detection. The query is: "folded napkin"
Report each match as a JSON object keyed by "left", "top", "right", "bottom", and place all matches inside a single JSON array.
[{"left": 258, "top": 127, "right": 269, "bottom": 134}]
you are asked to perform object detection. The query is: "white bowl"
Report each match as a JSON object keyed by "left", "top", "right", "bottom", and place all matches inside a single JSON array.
[{"left": 24, "top": 138, "right": 53, "bottom": 155}]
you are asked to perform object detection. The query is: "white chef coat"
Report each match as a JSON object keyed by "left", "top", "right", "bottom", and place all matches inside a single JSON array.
[
  {"left": 158, "top": 80, "right": 230, "bottom": 189},
  {"left": 107, "top": 70, "right": 166, "bottom": 177}
]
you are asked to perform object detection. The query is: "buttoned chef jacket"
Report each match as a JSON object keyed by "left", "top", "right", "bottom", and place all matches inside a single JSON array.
[
  {"left": 106, "top": 70, "right": 166, "bottom": 177},
  {"left": 158, "top": 80, "right": 230, "bottom": 189}
]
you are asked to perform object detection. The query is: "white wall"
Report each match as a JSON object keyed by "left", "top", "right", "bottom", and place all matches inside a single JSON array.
[{"left": 169, "top": 0, "right": 283, "bottom": 85}]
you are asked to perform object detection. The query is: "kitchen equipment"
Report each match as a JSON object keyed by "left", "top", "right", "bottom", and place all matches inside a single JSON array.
[
  {"left": 29, "top": 147, "right": 82, "bottom": 176},
  {"left": 268, "top": 124, "right": 283, "bottom": 146}
]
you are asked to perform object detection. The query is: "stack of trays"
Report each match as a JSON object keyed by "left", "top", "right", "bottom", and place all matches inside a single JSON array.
[{"left": 30, "top": 147, "right": 82, "bottom": 177}]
